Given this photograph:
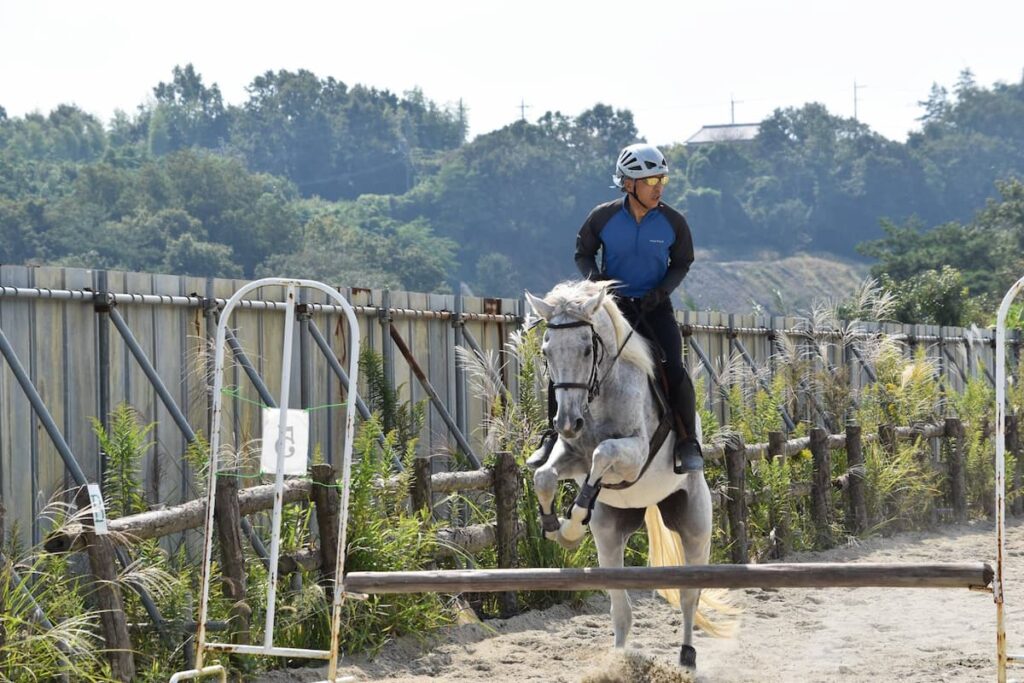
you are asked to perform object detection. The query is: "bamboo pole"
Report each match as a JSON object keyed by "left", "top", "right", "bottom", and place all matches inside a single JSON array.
[
  {"left": 344, "top": 562, "right": 994, "bottom": 594},
  {"left": 766, "top": 430, "right": 790, "bottom": 559}
]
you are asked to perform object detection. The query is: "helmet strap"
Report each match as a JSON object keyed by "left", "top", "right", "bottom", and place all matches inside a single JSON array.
[{"left": 626, "top": 181, "right": 656, "bottom": 216}]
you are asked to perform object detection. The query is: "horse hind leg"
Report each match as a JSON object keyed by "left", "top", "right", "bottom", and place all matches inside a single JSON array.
[
  {"left": 590, "top": 503, "right": 645, "bottom": 648},
  {"left": 656, "top": 489, "right": 713, "bottom": 670}
]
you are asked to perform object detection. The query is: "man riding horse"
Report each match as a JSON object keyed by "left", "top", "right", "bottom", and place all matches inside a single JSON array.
[{"left": 574, "top": 142, "right": 703, "bottom": 473}]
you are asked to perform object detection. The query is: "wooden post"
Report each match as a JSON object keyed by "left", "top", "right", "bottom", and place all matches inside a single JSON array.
[
  {"left": 1009, "top": 416, "right": 1023, "bottom": 517},
  {"left": 214, "top": 475, "right": 250, "bottom": 651},
  {"left": 412, "top": 456, "right": 433, "bottom": 519},
  {"left": 724, "top": 436, "right": 748, "bottom": 564},
  {"left": 945, "top": 418, "right": 967, "bottom": 522},
  {"left": 766, "top": 431, "right": 789, "bottom": 559},
  {"left": 75, "top": 488, "right": 135, "bottom": 681},
  {"left": 809, "top": 427, "right": 833, "bottom": 548},
  {"left": 845, "top": 424, "right": 869, "bottom": 535},
  {"left": 493, "top": 452, "right": 520, "bottom": 617},
  {"left": 879, "top": 423, "right": 897, "bottom": 457},
  {"left": 310, "top": 464, "right": 341, "bottom": 589}
]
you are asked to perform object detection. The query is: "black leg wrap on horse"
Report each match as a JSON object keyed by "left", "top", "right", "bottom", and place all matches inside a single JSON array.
[
  {"left": 679, "top": 644, "right": 697, "bottom": 669},
  {"left": 567, "top": 479, "right": 602, "bottom": 526},
  {"left": 539, "top": 506, "right": 561, "bottom": 534}
]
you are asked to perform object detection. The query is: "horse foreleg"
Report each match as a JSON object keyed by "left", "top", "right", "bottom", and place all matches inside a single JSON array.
[
  {"left": 590, "top": 436, "right": 647, "bottom": 485},
  {"left": 558, "top": 436, "right": 647, "bottom": 546},
  {"left": 591, "top": 503, "right": 645, "bottom": 648},
  {"left": 532, "top": 442, "right": 588, "bottom": 549}
]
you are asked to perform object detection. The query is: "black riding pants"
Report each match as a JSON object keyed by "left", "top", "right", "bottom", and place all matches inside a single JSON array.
[{"left": 617, "top": 297, "right": 698, "bottom": 441}]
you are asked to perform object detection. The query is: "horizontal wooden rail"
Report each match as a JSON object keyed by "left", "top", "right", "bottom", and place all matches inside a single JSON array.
[
  {"left": 344, "top": 562, "right": 994, "bottom": 594},
  {"left": 46, "top": 469, "right": 497, "bottom": 553}
]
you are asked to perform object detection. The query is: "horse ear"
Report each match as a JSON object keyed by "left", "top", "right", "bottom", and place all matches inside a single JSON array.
[
  {"left": 581, "top": 288, "right": 606, "bottom": 318},
  {"left": 525, "top": 291, "right": 555, "bottom": 320}
]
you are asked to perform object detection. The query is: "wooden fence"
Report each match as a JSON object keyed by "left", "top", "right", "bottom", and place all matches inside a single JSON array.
[
  {"left": 41, "top": 414, "right": 1020, "bottom": 677},
  {"left": 2, "top": 264, "right": 1022, "bottom": 552}
]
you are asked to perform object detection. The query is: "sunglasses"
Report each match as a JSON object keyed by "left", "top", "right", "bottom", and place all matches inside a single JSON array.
[{"left": 638, "top": 175, "right": 669, "bottom": 187}]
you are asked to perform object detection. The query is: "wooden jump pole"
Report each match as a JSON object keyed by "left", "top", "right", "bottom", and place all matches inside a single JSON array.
[{"left": 344, "top": 562, "right": 994, "bottom": 594}]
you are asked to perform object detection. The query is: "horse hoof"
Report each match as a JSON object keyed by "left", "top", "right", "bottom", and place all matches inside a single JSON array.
[
  {"left": 679, "top": 644, "right": 696, "bottom": 669},
  {"left": 555, "top": 531, "right": 584, "bottom": 551}
]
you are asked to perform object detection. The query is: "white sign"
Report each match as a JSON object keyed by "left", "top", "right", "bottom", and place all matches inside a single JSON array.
[
  {"left": 86, "top": 483, "right": 108, "bottom": 535},
  {"left": 261, "top": 408, "right": 309, "bottom": 476}
]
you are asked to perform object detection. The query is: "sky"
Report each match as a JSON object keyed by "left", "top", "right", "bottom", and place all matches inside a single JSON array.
[{"left": 1, "top": 0, "right": 1023, "bottom": 146}]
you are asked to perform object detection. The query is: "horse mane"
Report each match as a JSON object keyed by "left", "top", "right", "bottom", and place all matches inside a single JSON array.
[{"left": 543, "top": 280, "right": 656, "bottom": 379}]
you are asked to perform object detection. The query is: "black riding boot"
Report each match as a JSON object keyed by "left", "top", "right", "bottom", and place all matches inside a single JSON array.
[{"left": 671, "top": 372, "right": 703, "bottom": 473}]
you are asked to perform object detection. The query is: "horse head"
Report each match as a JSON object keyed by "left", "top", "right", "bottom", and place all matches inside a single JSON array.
[{"left": 526, "top": 282, "right": 614, "bottom": 440}]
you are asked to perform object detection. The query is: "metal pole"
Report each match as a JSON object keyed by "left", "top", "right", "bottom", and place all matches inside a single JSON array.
[
  {"left": 453, "top": 293, "right": 468, "bottom": 442},
  {"left": 995, "top": 274, "right": 1024, "bottom": 683},
  {"left": 389, "top": 325, "right": 481, "bottom": 468},
  {"left": 380, "top": 290, "right": 395, "bottom": 420},
  {"left": 461, "top": 323, "right": 509, "bottom": 396},
  {"left": 108, "top": 305, "right": 270, "bottom": 564},
  {"left": 224, "top": 328, "right": 277, "bottom": 408},
  {"left": 264, "top": 282, "right": 297, "bottom": 648},
  {"left": 306, "top": 319, "right": 401, "bottom": 470},
  {"left": 0, "top": 324, "right": 166, "bottom": 630},
  {"left": 0, "top": 325, "right": 90, "bottom": 486},
  {"left": 730, "top": 335, "right": 797, "bottom": 432}
]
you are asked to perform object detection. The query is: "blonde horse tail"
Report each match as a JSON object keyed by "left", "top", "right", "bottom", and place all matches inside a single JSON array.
[{"left": 644, "top": 506, "right": 738, "bottom": 638}]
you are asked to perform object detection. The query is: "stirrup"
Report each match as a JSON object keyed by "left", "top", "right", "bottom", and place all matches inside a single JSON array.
[{"left": 673, "top": 439, "right": 704, "bottom": 474}]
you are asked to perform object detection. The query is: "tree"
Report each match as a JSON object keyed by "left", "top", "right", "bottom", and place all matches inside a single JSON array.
[
  {"left": 148, "top": 64, "right": 230, "bottom": 154},
  {"left": 882, "top": 266, "right": 979, "bottom": 326}
]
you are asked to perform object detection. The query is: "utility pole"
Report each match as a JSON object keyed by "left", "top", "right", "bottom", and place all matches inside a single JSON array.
[
  {"left": 457, "top": 98, "right": 469, "bottom": 141},
  {"left": 730, "top": 94, "right": 744, "bottom": 124},
  {"left": 853, "top": 80, "right": 867, "bottom": 120},
  {"left": 518, "top": 97, "right": 531, "bottom": 122}
]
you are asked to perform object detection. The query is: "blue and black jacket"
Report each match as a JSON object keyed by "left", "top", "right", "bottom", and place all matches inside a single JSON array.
[{"left": 574, "top": 197, "right": 694, "bottom": 298}]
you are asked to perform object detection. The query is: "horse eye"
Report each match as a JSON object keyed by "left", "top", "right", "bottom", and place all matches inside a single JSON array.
[{"left": 583, "top": 346, "right": 591, "bottom": 356}]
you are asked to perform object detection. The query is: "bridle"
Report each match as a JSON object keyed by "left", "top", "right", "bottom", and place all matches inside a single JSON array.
[{"left": 544, "top": 316, "right": 634, "bottom": 403}]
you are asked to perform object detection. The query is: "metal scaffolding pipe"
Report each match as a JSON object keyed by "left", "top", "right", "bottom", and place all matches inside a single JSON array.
[
  {"left": 730, "top": 336, "right": 797, "bottom": 431},
  {"left": 224, "top": 328, "right": 277, "bottom": 409},
  {"left": 106, "top": 307, "right": 270, "bottom": 565},
  {"left": 0, "top": 285, "right": 520, "bottom": 322},
  {"left": 306, "top": 318, "right": 401, "bottom": 470},
  {"left": 0, "top": 324, "right": 167, "bottom": 629},
  {"left": 389, "top": 325, "right": 481, "bottom": 468}
]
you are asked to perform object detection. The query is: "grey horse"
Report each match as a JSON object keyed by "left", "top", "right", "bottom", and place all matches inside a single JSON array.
[{"left": 525, "top": 279, "right": 721, "bottom": 669}]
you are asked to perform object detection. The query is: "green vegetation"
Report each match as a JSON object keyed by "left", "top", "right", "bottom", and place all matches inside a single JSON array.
[
  {"left": 3, "top": 65, "right": 1024, "bottom": 306},
  {"left": 0, "top": 306, "right": 1019, "bottom": 680}
]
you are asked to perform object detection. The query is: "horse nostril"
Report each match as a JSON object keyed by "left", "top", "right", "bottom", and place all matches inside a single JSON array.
[{"left": 573, "top": 417, "right": 585, "bottom": 433}]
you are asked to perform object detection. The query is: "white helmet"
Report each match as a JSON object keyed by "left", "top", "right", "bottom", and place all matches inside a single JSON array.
[{"left": 613, "top": 143, "right": 668, "bottom": 188}]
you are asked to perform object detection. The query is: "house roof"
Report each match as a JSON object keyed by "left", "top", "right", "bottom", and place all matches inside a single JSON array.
[{"left": 685, "top": 123, "right": 760, "bottom": 145}]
